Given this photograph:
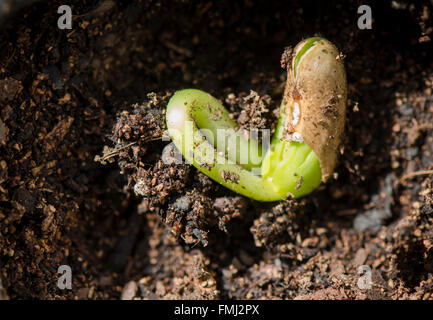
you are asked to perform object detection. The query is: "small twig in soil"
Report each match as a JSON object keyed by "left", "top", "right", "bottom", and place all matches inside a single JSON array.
[
  {"left": 100, "top": 142, "right": 137, "bottom": 161},
  {"left": 100, "top": 135, "right": 163, "bottom": 161},
  {"left": 397, "top": 169, "right": 433, "bottom": 185}
]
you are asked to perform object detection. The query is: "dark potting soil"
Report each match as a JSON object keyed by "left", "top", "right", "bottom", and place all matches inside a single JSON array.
[{"left": 0, "top": 0, "right": 432, "bottom": 299}]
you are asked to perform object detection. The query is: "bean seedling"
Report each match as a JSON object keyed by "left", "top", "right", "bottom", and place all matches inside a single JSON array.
[{"left": 166, "top": 37, "right": 347, "bottom": 201}]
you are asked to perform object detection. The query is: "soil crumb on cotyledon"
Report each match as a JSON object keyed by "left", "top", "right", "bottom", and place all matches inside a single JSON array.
[{"left": 221, "top": 170, "right": 239, "bottom": 184}]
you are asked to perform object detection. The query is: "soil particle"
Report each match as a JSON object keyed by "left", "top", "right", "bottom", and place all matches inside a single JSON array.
[
  {"left": 43, "top": 117, "right": 74, "bottom": 153},
  {"left": 220, "top": 170, "right": 239, "bottom": 184},
  {"left": 0, "top": 119, "right": 7, "bottom": 144},
  {"left": 121, "top": 281, "right": 138, "bottom": 300},
  {"left": 250, "top": 201, "right": 299, "bottom": 249},
  {"left": 353, "top": 248, "right": 368, "bottom": 266},
  {"left": 0, "top": 77, "right": 21, "bottom": 102},
  {"left": 213, "top": 196, "right": 247, "bottom": 232}
]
